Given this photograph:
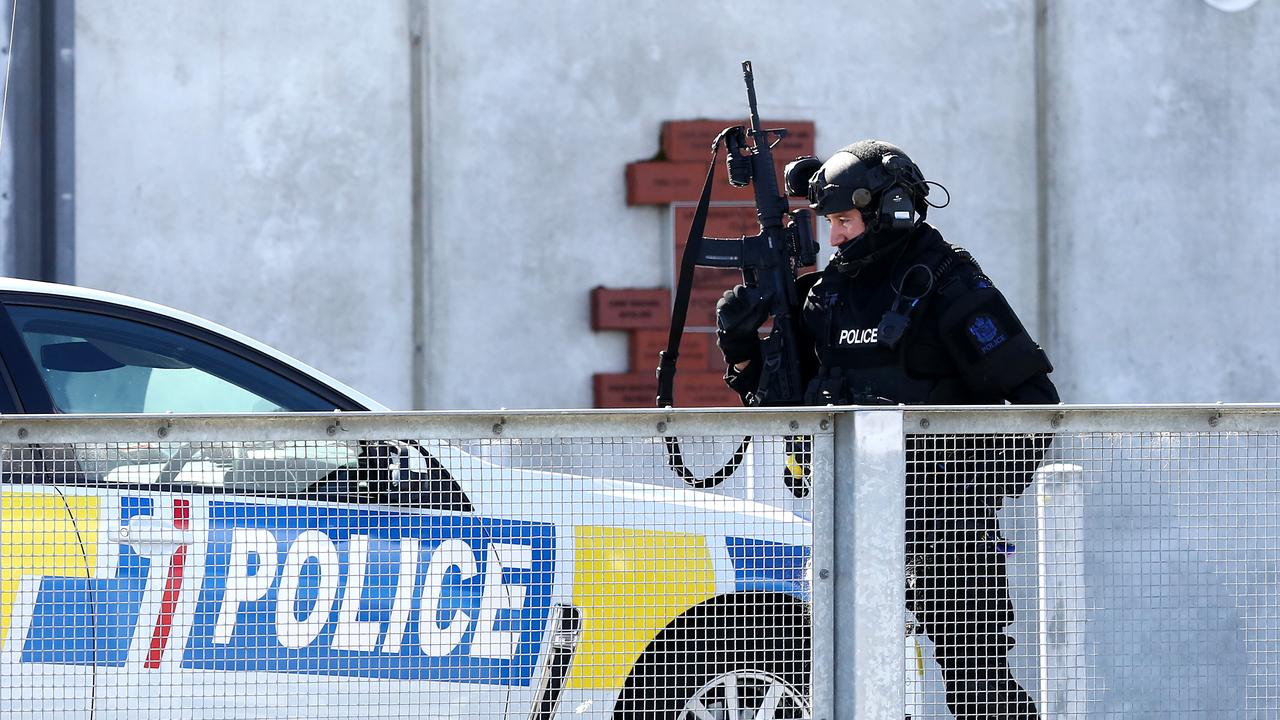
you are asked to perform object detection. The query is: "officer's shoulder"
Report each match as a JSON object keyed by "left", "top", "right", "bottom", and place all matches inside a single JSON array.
[{"left": 933, "top": 244, "right": 997, "bottom": 298}]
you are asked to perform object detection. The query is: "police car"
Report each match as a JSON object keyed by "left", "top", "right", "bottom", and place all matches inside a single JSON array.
[{"left": 0, "top": 279, "right": 813, "bottom": 719}]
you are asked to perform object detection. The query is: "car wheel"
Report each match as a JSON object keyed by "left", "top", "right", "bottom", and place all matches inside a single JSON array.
[
  {"left": 678, "top": 667, "right": 809, "bottom": 719},
  {"left": 613, "top": 597, "right": 810, "bottom": 720}
]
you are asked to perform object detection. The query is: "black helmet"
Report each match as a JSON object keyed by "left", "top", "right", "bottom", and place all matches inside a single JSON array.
[
  {"left": 798, "top": 140, "right": 929, "bottom": 229},
  {"left": 783, "top": 140, "right": 936, "bottom": 276}
]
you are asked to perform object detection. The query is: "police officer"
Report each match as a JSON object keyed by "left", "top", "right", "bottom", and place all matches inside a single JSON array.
[{"left": 715, "top": 139, "right": 1059, "bottom": 719}]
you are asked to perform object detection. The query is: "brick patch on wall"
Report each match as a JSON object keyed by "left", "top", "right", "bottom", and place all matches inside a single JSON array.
[
  {"left": 590, "top": 287, "right": 670, "bottom": 330},
  {"left": 592, "top": 118, "right": 814, "bottom": 408}
]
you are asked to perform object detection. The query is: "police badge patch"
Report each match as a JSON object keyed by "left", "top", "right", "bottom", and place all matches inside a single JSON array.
[{"left": 968, "top": 314, "right": 1007, "bottom": 354}]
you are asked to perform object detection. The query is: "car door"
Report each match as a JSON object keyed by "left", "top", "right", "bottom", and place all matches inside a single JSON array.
[
  {"left": 0, "top": 293, "right": 376, "bottom": 493},
  {"left": 0, "top": 294, "right": 480, "bottom": 502},
  {"left": 0, "top": 293, "right": 516, "bottom": 718}
]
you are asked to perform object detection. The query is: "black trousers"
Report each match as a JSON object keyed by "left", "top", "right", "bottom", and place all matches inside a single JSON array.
[
  {"left": 907, "top": 437, "right": 1042, "bottom": 719},
  {"left": 907, "top": 526, "right": 1037, "bottom": 719}
]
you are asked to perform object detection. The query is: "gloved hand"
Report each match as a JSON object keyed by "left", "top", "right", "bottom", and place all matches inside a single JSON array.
[{"left": 715, "top": 284, "right": 772, "bottom": 364}]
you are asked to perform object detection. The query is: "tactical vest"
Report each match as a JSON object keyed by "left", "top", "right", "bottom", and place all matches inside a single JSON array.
[{"left": 801, "top": 229, "right": 997, "bottom": 406}]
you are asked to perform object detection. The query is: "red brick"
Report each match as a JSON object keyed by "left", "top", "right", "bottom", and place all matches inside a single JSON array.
[
  {"left": 688, "top": 285, "right": 728, "bottom": 330},
  {"left": 630, "top": 329, "right": 667, "bottom": 373},
  {"left": 661, "top": 120, "right": 816, "bottom": 163},
  {"left": 674, "top": 277, "right": 798, "bottom": 332},
  {"left": 675, "top": 372, "right": 742, "bottom": 408},
  {"left": 628, "top": 158, "right": 816, "bottom": 206},
  {"left": 636, "top": 275, "right": 742, "bottom": 331},
  {"left": 694, "top": 331, "right": 723, "bottom": 371},
  {"left": 593, "top": 371, "right": 741, "bottom": 409},
  {"left": 626, "top": 162, "right": 755, "bottom": 205},
  {"left": 630, "top": 328, "right": 714, "bottom": 374},
  {"left": 593, "top": 372, "right": 656, "bottom": 409},
  {"left": 704, "top": 331, "right": 729, "bottom": 371},
  {"left": 673, "top": 204, "right": 760, "bottom": 241},
  {"left": 590, "top": 287, "right": 670, "bottom": 330},
  {"left": 673, "top": 203, "right": 820, "bottom": 250}
]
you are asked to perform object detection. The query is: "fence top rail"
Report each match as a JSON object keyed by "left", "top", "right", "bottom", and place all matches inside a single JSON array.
[
  {"left": 904, "top": 404, "right": 1280, "bottom": 434},
  {"left": 0, "top": 405, "right": 1276, "bottom": 443},
  {"left": 0, "top": 408, "right": 839, "bottom": 443}
]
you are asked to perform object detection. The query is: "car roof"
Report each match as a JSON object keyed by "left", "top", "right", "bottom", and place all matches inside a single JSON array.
[{"left": 0, "top": 277, "right": 389, "bottom": 411}]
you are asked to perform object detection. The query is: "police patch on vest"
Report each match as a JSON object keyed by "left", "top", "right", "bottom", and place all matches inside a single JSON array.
[
  {"left": 838, "top": 327, "right": 879, "bottom": 345},
  {"left": 968, "top": 314, "right": 1007, "bottom": 354}
]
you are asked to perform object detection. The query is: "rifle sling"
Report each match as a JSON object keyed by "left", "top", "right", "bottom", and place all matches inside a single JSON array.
[{"left": 656, "top": 130, "right": 728, "bottom": 408}]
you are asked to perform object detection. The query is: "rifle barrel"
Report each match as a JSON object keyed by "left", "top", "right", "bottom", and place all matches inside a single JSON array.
[{"left": 742, "top": 61, "right": 762, "bottom": 132}]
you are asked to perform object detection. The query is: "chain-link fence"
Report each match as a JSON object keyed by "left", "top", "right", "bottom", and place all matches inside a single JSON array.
[
  {"left": 0, "top": 411, "right": 824, "bottom": 720},
  {"left": 5, "top": 407, "right": 1280, "bottom": 718},
  {"left": 902, "top": 406, "right": 1280, "bottom": 719}
]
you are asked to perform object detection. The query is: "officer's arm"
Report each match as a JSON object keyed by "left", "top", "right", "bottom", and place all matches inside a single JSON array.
[
  {"left": 935, "top": 268, "right": 1056, "bottom": 401},
  {"left": 1007, "top": 373, "right": 1060, "bottom": 405},
  {"left": 994, "top": 372, "right": 1061, "bottom": 500},
  {"left": 723, "top": 272, "right": 821, "bottom": 403}
]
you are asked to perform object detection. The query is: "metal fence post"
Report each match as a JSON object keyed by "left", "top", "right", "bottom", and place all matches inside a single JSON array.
[
  {"left": 831, "top": 409, "right": 905, "bottom": 719},
  {"left": 1035, "top": 462, "right": 1086, "bottom": 719},
  {"left": 811, "top": 413, "right": 836, "bottom": 720}
]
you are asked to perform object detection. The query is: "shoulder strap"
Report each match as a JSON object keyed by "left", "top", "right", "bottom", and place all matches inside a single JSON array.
[
  {"left": 931, "top": 244, "right": 981, "bottom": 298},
  {"left": 655, "top": 128, "right": 754, "bottom": 491}
]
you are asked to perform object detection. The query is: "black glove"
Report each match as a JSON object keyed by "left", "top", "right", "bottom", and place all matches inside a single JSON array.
[{"left": 715, "top": 284, "right": 771, "bottom": 364}]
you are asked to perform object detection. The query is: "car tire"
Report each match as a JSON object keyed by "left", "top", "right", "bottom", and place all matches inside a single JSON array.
[{"left": 613, "top": 597, "right": 810, "bottom": 720}]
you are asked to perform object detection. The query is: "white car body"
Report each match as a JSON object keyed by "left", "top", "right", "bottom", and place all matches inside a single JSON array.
[{"left": 0, "top": 280, "right": 814, "bottom": 719}]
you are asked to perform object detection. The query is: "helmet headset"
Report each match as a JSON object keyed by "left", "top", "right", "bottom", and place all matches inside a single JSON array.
[
  {"left": 784, "top": 140, "right": 931, "bottom": 232},
  {"left": 783, "top": 140, "right": 947, "bottom": 275}
]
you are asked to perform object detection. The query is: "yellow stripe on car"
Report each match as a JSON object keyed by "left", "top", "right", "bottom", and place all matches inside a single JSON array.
[
  {"left": 567, "top": 526, "right": 716, "bottom": 690},
  {"left": 0, "top": 490, "right": 100, "bottom": 642}
]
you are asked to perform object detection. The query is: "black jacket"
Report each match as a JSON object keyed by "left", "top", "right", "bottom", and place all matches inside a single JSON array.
[{"left": 726, "top": 223, "right": 1059, "bottom": 406}]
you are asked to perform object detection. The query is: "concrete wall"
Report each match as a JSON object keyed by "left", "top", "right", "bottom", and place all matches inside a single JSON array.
[
  {"left": 1045, "top": 0, "right": 1280, "bottom": 403},
  {"left": 73, "top": 1, "right": 415, "bottom": 407},
  {"left": 64, "top": 0, "right": 1280, "bottom": 409},
  {"left": 418, "top": 0, "right": 1036, "bottom": 409}
]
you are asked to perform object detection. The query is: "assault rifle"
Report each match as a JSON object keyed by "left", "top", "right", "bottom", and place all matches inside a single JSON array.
[{"left": 656, "top": 61, "right": 819, "bottom": 490}]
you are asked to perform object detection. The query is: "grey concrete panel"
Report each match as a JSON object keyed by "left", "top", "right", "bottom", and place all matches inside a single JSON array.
[
  {"left": 2, "top": 0, "right": 45, "bottom": 281},
  {"left": 74, "top": 1, "right": 415, "bottom": 408},
  {"left": 0, "top": 5, "right": 14, "bottom": 277},
  {"left": 71, "top": 1, "right": 1041, "bottom": 411},
  {"left": 422, "top": 0, "right": 1038, "bottom": 409},
  {"left": 1045, "top": 1, "right": 1280, "bottom": 403}
]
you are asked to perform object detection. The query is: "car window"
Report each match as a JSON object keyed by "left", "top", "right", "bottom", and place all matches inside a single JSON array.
[{"left": 5, "top": 304, "right": 339, "bottom": 413}]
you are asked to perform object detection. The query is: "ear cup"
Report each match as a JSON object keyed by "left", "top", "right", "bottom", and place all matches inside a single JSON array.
[
  {"left": 870, "top": 154, "right": 922, "bottom": 230},
  {"left": 877, "top": 184, "right": 916, "bottom": 231}
]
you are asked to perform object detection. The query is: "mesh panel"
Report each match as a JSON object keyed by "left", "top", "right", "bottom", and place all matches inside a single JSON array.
[
  {"left": 16, "top": 411, "right": 1279, "bottom": 718},
  {"left": 905, "top": 428, "right": 1280, "bottom": 719},
  {"left": 0, "top": 423, "right": 815, "bottom": 719}
]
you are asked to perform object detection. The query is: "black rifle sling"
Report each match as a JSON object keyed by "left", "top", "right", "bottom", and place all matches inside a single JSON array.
[
  {"left": 656, "top": 128, "right": 751, "bottom": 489},
  {"left": 657, "top": 130, "right": 721, "bottom": 408}
]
